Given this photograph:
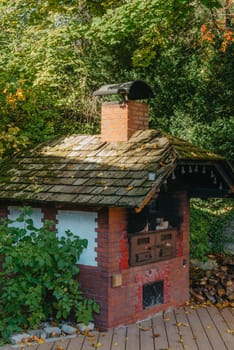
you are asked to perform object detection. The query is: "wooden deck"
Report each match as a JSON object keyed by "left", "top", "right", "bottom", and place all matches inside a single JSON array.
[{"left": 2, "top": 306, "right": 234, "bottom": 350}]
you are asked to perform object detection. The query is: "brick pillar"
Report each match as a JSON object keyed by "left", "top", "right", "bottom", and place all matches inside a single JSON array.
[
  {"left": 171, "top": 191, "right": 190, "bottom": 303},
  {"left": 92, "top": 207, "right": 128, "bottom": 328},
  {"left": 175, "top": 191, "right": 190, "bottom": 257},
  {"left": 101, "top": 101, "right": 148, "bottom": 142},
  {"left": 0, "top": 206, "right": 9, "bottom": 219},
  {"left": 41, "top": 207, "right": 57, "bottom": 230},
  {"left": 107, "top": 207, "right": 128, "bottom": 272}
]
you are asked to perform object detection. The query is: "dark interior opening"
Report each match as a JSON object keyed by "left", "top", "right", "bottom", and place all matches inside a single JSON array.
[
  {"left": 128, "top": 193, "right": 182, "bottom": 233},
  {"left": 143, "top": 280, "right": 164, "bottom": 309}
]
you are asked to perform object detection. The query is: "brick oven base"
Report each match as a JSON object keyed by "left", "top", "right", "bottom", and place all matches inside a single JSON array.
[
  {"left": 78, "top": 191, "right": 190, "bottom": 329},
  {"left": 79, "top": 255, "right": 189, "bottom": 329}
]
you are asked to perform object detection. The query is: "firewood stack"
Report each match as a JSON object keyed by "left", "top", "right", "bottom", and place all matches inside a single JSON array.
[{"left": 190, "top": 255, "right": 234, "bottom": 307}]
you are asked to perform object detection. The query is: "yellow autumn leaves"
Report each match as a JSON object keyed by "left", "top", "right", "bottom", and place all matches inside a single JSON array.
[{"left": 2, "top": 86, "right": 25, "bottom": 110}]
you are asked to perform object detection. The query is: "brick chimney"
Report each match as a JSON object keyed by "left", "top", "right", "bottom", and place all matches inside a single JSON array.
[
  {"left": 101, "top": 101, "right": 149, "bottom": 142},
  {"left": 93, "top": 81, "right": 154, "bottom": 142}
]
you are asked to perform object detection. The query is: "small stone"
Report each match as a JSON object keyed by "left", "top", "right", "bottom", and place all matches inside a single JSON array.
[
  {"left": 28, "top": 329, "right": 47, "bottom": 339},
  {"left": 44, "top": 326, "right": 61, "bottom": 338},
  {"left": 40, "top": 321, "right": 51, "bottom": 328},
  {"left": 10, "top": 333, "right": 30, "bottom": 345},
  {"left": 77, "top": 322, "right": 94, "bottom": 332},
  {"left": 61, "top": 324, "right": 77, "bottom": 335}
]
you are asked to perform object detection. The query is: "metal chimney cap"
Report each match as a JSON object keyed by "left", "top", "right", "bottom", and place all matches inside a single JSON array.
[{"left": 93, "top": 80, "right": 154, "bottom": 100}]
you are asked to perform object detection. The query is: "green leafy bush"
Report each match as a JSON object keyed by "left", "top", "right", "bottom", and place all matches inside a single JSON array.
[
  {"left": 0, "top": 208, "right": 100, "bottom": 342},
  {"left": 190, "top": 204, "right": 211, "bottom": 261},
  {"left": 190, "top": 199, "right": 234, "bottom": 261}
]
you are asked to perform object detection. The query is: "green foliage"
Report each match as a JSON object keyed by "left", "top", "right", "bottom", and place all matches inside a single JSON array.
[
  {"left": 0, "top": 0, "right": 233, "bottom": 164},
  {"left": 190, "top": 199, "right": 234, "bottom": 261},
  {"left": 88, "top": 0, "right": 233, "bottom": 163},
  {"left": 0, "top": 1, "right": 101, "bottom": 158},
  {"left": 0, "top": 125, "right": 29, "bottom": 158},
  {"left": 0, "top": 208, "right": 100, "bottom": 343}
]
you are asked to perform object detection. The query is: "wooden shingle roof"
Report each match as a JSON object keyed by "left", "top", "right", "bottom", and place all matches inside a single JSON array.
[{"left": 0, "top": 129, "right": 233, "bottom": 210}]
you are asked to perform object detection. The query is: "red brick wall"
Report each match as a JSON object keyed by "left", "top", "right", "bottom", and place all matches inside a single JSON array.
[
  {"left": 101, "top": 101, "right": 148, "bottom": 142},
  {"left": 0, "top": 206, "right": 9, "bottom": 219},
  {"left": 78, "top": 192, "right": 190, "bottom": 329}
]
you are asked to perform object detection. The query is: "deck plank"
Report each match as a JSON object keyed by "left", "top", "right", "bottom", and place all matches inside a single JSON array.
[
  {"left": 138, "top": 319, "right": 154, "bottom": 350},
  {"left": 163, "top": 310, "right": 184, "bottom": 350},
  {"left": 174, "top": 307, "right": 198, "bottom": 350},
  {"left": 111, "top": 327, "right": 127, "bottom": 350},
  {"left": 1, "top": 306, "right": 233, "bottom": 350},
  {"left": 151, "top": 312, "right": 169, "bottom": 350},
  {"left": 66, "top": 335, "right": 84, "bottom": 350},
  {"left": 36, "top": 342, "right": 55, "bottom": 350},
  {"left": 98, "top": 330, "right": 113, "bottom": 350},
  {"left": 220, "top": 307, "right": 234, "bottom": 330},
  {"left": 207, "top": 306, "right": 234, "bottom": 350},
  {"left": 81, "top": 330, "right": 100, "bottom": 350},
  {"left": 52, "top": 338, "right": 70, "bottom": 350},
  {"left": 125, "top": 324, "right": 140, "bottom": 350},
  {"left": 196, "top": 306, "right": 227, "bottom": 350},
  {"left": 184, "top": 306, "right": 213, "bottom": 350}
]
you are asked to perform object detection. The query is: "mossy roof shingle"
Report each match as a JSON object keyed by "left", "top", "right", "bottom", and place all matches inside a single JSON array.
[{"left": 0, "top": 129, "right": 233, "bottom": 209}]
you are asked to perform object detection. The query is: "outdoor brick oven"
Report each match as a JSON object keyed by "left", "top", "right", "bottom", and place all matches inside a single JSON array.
[{"left": 0, "top": 81, "right": 233, "bottom": 329}]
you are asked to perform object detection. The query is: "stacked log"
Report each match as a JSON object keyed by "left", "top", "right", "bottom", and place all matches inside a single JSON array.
[{"left": 190, "top": 255, "right": 234, "bottom": 307}]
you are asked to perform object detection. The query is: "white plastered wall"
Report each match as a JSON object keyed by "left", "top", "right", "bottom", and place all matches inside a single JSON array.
[{"left": 56, "top": 210, "right": 98, "bottom": 266}]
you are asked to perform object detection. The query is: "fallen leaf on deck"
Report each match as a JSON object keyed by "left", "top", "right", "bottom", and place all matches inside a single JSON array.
[
  {"left": 152, "top": 333, "right": 161, "bottom": 338},
  {"left": 82, "top": 331, "right": 92, "bottom": 336},
  {"left": 113, "top": 341, "right": 119, "bottom": 346},
  {"left": 227, "top": 329, "right": 234, "bottom": 334},
  {"left": 163, "top": 317, "right": 170, "bottom": 322},
  {"left": 176, "top": 322, "right": 189, "bottom": 327},
  {"left": 56, "top": 347, "right": 64, "bottom": 350},
  {"left": 92, "top": 342, "right": 102, "bottom": 348},
  {"left": 138, "top": 325, "right": 149, "bottom": 331},
  {"left": 21, "top": 338, "right": 28, "bottom": 344},
  {"left": 87, "top": 337, "right": 97, "bottom": 342}
]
